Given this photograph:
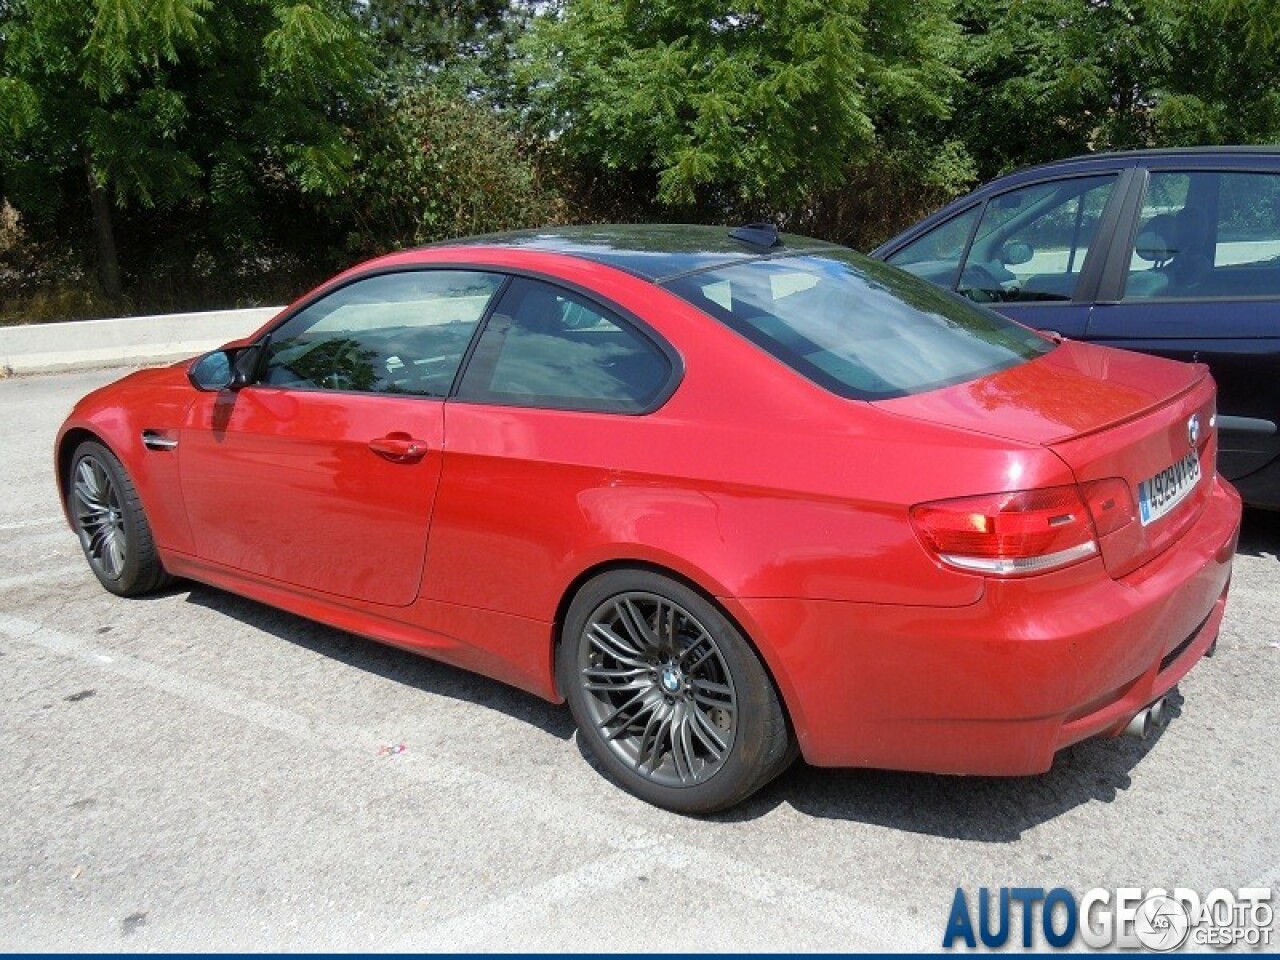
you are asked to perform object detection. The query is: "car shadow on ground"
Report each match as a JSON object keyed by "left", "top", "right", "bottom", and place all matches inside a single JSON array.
[
  {"left": 179, "top": 584, "right": 577, "bottom": 742},
  {"left": 1237, "top": 507, "right": 1280, "bottom": 559},
  {"left": 175, "top": 571, "right": 1192, "bottom": 842},
  {"left": 716, "top": 692, "right": 1183, "bottom": 840}
]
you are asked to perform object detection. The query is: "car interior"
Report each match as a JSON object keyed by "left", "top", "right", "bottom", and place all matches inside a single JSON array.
[{"left": 1125, "top": 175, "right": 1280, "bottom": 300}]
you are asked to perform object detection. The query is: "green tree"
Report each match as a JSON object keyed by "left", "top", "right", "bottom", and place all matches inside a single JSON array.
[
  {"left": 951, "top": 0, "right": 1143, "bottom": 177},
  {"left": 1149, "top": 0, "right": 1280, "bottom": 146},
  {"left": 953, "top": 0, "right": 1280, "bottom": 180},
  {"left": 359, "top": 0, "right": 511, "bottom": 69},
  {"left": 518, "top": 0, "right": 961, "bottom": 208},
  {"left": 0, "top": 0, "right": 374, "bottom": 299}
]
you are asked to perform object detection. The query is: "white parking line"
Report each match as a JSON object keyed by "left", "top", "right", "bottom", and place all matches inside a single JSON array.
[
  {"left": 409, "top": 836, "right": 930, "bottom": 952},
  {"left": 0, "top": 564, "right": 88, "bottom": 591},
  {"left": 0, "top": 611, "right": 932, "bottom": 952},
  {"left": 0, "top": 516, "right": 61, "bottom": 532},
  {"left": 410, "top": 844, "right": 668, "bottom": 949}
]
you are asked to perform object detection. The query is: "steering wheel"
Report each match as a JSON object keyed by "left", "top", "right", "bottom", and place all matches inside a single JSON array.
[{"left": 959, "top": 264, "right": 1011, "bottom": 303}]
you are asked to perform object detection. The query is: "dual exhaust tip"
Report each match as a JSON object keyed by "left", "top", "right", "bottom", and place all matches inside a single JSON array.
[{"left": 1122, "top": 696, "right": 1169, "bottom": 739}]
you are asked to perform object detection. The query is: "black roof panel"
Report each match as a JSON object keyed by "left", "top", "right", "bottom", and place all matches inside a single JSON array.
[{"left": 433, "top": 224, "right": 839, "bottom": 281}]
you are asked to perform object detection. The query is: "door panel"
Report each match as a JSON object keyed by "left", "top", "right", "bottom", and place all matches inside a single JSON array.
[
  {"left": 1086, "top": 168, "right": 1280, "bottom": 483},
  {"left": 179, "top": 389, "right": 444, "bottom": 606},
  {"left": 994, "top": 303, "right": 1094, "bottom": 339},
  {"left": 1083, "top": 303, "right": 1280, "bottom": 480},
  {"left": 176, "top": 268, "right": 504, "bottom": 605}
]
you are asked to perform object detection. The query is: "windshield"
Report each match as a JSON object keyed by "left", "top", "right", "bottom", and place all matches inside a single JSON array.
[{"left": 661, "top": 250, "right": 1053, "bottom": 400}]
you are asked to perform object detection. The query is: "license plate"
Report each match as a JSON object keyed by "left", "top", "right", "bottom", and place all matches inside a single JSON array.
[{"left": 1138, "top": 451, "right": 1202, "bottom": 525}]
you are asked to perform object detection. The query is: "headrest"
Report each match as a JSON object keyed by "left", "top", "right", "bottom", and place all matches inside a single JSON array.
[{"left": 1134, "top": 213, "right": 1178, "bottom": 263}]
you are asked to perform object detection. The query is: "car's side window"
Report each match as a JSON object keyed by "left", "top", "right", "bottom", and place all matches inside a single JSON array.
[
  {"left": 884, "top": 206, "right": 980, "bottom": 289},
  {"left": 456, "top": 278, "right": 672, "bottom": 413},
  {"left": 261, "top": 271, "right": 504, "bottom": 396},
  {"left": 956, "top": 175, "right": 1118, "bottom": 304},
  {"left": 1124, "top": 171, "right": 1280, "bottom": 300}
]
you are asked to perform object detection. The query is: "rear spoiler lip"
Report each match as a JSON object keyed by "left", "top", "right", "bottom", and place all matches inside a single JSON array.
[{"left": 1042, "top": 362, "right": 1212, "bottom": 447}]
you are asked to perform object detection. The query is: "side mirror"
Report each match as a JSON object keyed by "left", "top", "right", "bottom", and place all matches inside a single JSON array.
[
  {"left": 229, "top": 343, "right": 265, "bottom": 390},
  {"left": 188, "top": 350, "right": 234, "bottom": 391},
  {"left": 1000, "top": 241, "right": 1034, "bottom": 266},
  {"left": 188, "top": 343, "right": 265, "bottom": 392}
]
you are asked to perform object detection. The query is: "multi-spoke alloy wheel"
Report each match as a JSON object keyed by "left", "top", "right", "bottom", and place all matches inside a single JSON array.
[
  {"left": 579, "top": 591, "right": 738, "bottom": 787},
  {"left": 67, "top": 440, "right": 172, "bottom": 597},
  {"left": 560, "top": 570, "right": 794, "bottom": 813},
  {"left": 73, "top": 454, "right": 127, "bottom": 580}
]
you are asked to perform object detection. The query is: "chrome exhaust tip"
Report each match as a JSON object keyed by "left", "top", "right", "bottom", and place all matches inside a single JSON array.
[
  {"left": 1122, "top": 697, "right": 1169, "bottom": 739},
  {"left": 1123, "top": 707, "right": 1153, "bottom": 739},
  {"left": 1149, "top": 697, "right": 1167, "bottom": 727}
]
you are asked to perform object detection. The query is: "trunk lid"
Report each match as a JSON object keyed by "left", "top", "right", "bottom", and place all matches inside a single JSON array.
[{"left": 877, "top": 341, "right": 1217, "bottom": 577}]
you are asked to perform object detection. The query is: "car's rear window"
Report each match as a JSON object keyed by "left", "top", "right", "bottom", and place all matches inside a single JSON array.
[{"left": 662, "top": 250, "right": 1053, "bottom": 400}]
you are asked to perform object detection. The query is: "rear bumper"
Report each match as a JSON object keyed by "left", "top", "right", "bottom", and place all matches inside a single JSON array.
[{"left": 729, "top": 475, "right": 1242, "bottom": 775}]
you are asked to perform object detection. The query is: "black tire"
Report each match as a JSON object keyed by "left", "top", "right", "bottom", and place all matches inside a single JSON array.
[
  {"left": 558, "top": 569, "right": 793, "bottom": 814},
  {"left": 67, "top": 440, "right": 174, "bottom": 597}
]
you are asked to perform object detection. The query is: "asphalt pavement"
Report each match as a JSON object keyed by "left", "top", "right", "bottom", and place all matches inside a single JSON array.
[{"left": 1, "top": 367, "right": 1277, "bottom": 951}]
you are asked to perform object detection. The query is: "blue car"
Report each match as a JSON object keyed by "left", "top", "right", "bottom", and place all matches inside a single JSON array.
[{"left": 873, "top": 147, "right": 1280, "bottom": 509}]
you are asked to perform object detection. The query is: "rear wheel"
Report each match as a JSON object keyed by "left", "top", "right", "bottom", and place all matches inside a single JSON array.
[
  {"left": 559, "top": 569, "right": 793, "bottom": 813},
  {"left": 68, "top": 440, "right": 173, "bottom": 597}
]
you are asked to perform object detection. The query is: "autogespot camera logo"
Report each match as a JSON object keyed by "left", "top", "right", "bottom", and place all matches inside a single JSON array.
[
  {"left": 1134, "top": 894, "right": 1191, "bottom": 952},
  {"left": 942, "top": 886, "right": 1274, "bottom": 951}
]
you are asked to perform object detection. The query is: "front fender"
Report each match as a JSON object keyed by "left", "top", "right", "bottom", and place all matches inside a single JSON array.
[{"left": 56, "top": 366, "right": 198, "bottom": 555}]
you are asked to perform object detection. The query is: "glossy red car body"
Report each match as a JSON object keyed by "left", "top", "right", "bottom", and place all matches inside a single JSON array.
[{"left": 56, "top": 228, "right": 1242, "bottom": 776}]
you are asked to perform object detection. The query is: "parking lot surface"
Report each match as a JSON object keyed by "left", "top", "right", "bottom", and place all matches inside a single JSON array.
[{"left": 1, "top": 368, "right": 1277, "bottom": 951}]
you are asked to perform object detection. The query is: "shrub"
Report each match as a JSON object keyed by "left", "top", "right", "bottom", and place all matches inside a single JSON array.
[{"left": 348, "top": 86, "right": 565, "bottom": 253}]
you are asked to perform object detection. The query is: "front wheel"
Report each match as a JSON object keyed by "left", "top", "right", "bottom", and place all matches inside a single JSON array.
[
  {"left": 559, "top": 569, "right": 793, "bottom": 814},
  {"left": 68, "top": 440, "right": 173, "bottom": 597}
]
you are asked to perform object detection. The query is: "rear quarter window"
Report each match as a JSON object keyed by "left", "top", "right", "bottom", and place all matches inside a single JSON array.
[{"left": 456, "top": 278, "right": 673, "bottom": 413}]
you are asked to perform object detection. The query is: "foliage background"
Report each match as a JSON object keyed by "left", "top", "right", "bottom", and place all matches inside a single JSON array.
[{"left": 1, "top": 0, "right": 1277, "bottom": 323}]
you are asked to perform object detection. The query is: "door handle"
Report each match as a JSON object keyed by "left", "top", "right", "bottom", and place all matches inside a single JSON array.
[
  {"left": 368, "top": 434, "right": 429, "bottom": 463},
  {"left": 1216, "top": 415, "right": 1277, "bottom": 436}
]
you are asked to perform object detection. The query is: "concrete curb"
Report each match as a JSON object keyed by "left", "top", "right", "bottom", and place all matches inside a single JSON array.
[{"left": 0, "top": 306, "right": 282, "bottom": 376}]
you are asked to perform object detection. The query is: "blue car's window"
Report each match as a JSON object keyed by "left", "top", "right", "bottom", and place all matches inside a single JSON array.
[
  {"left": 663, "top": 251, "right": 1052, "bottom": 400},
  {"left": 889, "top": 176, "right": 1118, "bottom": 305},
  {"left": 885, "top": 206, "right": 980, "bottom": 289},
  {"left": 961, "top": 176, "right": 1116, "bottom": 303},
  {"left": 1125, "top": 171, "right": 1280, "bottom": 300}
]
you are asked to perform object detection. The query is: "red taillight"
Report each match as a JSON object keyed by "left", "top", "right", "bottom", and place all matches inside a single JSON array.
[{"left": 910, "top": 485, "right": 1099, "bottom": 576}]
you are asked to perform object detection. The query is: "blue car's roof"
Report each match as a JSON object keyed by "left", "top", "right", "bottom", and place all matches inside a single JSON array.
[{"left": 976, "top": 146, "right": 1280, "bottom": 187}]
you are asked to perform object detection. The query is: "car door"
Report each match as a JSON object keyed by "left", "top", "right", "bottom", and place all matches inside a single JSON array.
[
  {"left": 1085, "top": 166, "right": 1280, "bottom": 487},
  {"left": 178, "top": 269, "right": 506, "bottom": 606},
  {"left": 884, "top": 171, "right": 1134, "bottom": 339}
]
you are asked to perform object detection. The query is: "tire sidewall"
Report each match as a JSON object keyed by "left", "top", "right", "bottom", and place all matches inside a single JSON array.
[
  {"left": 68, "top": 441, "right": 146, "bottom": 596},
  {"left": 558, "top": 569, "right": 781, "bottom": 814}
]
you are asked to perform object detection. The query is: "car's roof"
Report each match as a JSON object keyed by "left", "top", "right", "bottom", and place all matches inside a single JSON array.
[
  {"left": 987, "top": 145, "right": 1280, "bottom": 186},
  {"left": 429, "top": 224, "right": 840, "bottom": 282},
  {"left": 1055, "top": 145, "right": 1280, "bottom": 161}
]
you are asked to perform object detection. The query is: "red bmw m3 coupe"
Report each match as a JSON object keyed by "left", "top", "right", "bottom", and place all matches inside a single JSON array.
[{"left": 56, "top": 225, "right": 1241, "bottom": 812}]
